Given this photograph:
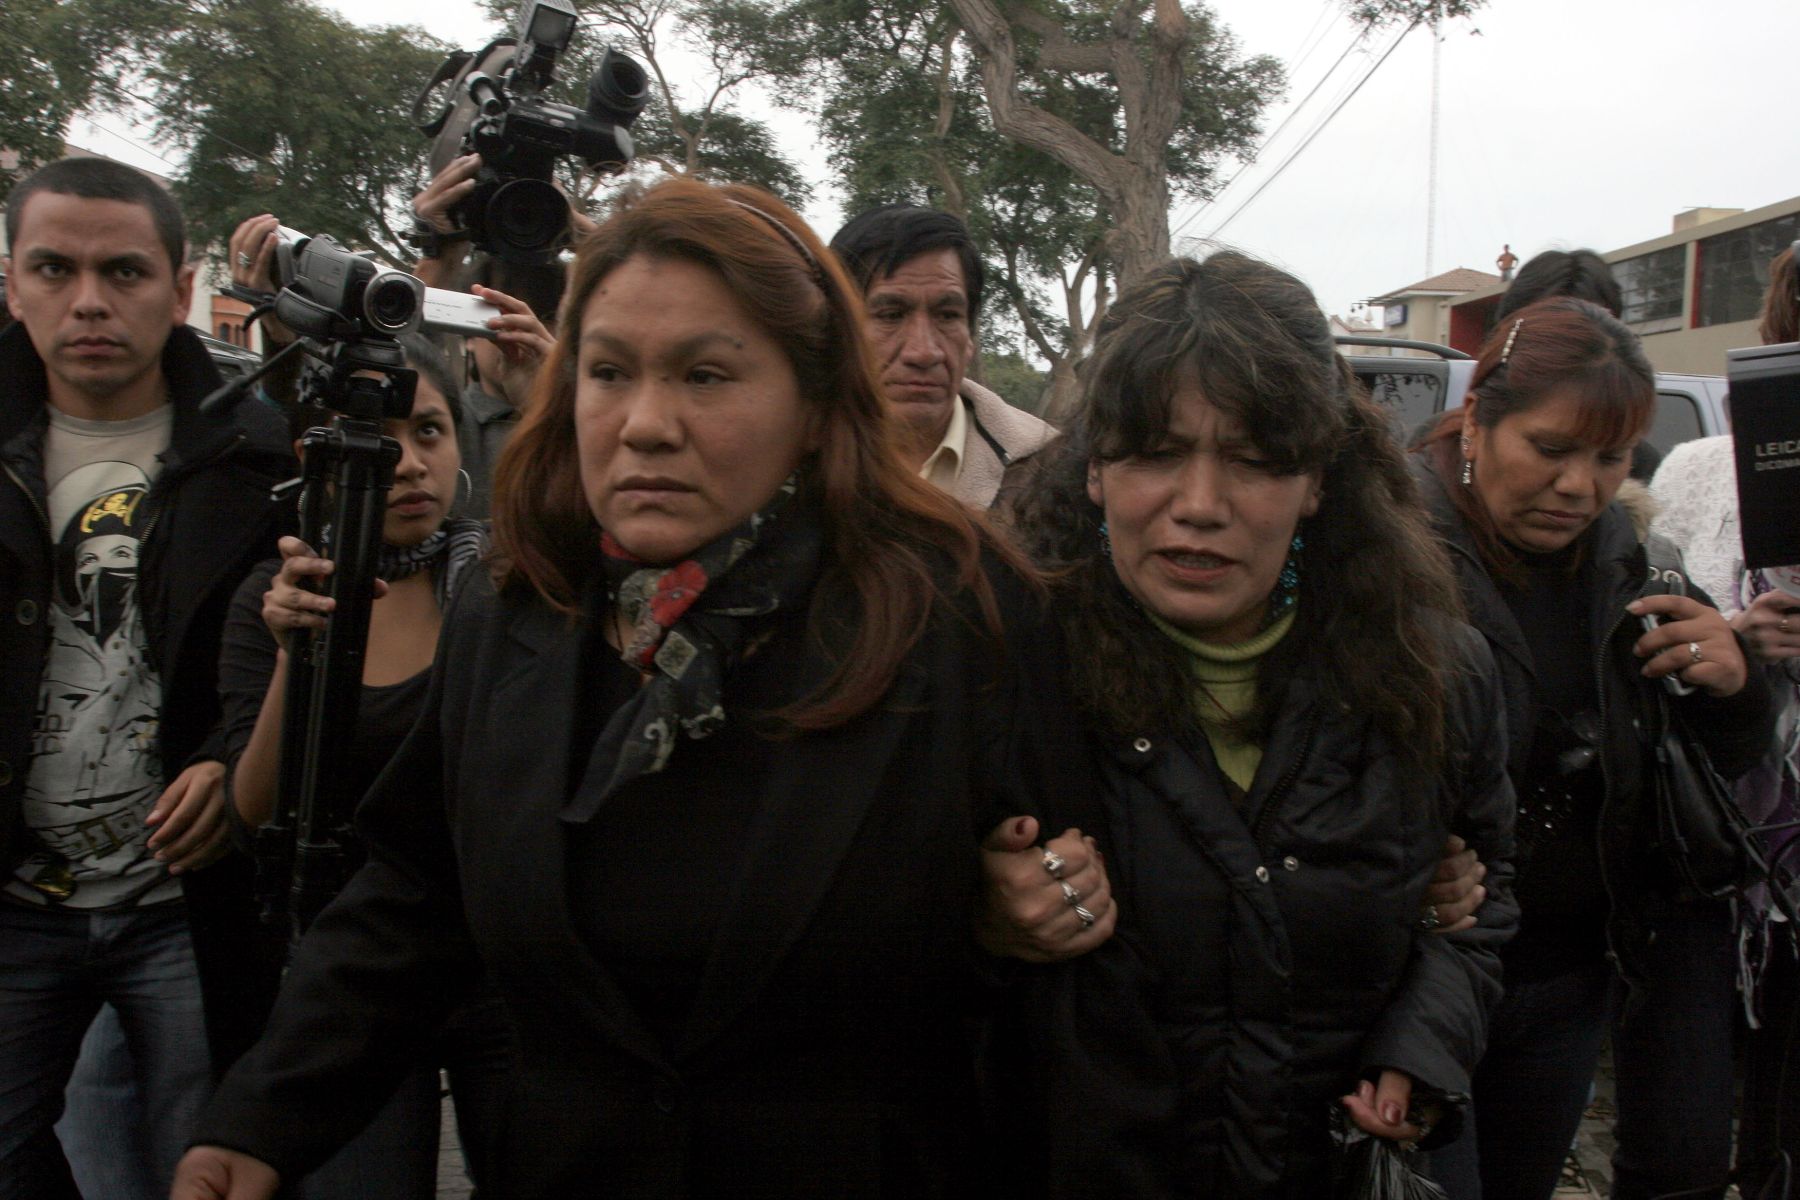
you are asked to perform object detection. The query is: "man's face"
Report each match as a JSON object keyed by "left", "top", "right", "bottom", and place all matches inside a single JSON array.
[
  {"left": 5, "top": 192, "right": 193, "bottom": 409},
  {"left": 862, "top": 248, "right": 976, "bottom": 446}
]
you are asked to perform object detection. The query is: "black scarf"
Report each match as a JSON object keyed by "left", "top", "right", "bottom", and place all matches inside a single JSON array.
[
  {"left": 377, "top": 518, "right": 487, "bottom": 610},
  {"left": 561, "top": 478, "right": 822, "bottom": 823}
]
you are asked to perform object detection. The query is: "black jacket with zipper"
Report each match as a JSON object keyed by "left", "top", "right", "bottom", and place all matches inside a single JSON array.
[
  {"left": 0, "top": 320, "right": 297, "bottom": 1066},
  {"left": 1412, "top": 458, "right": 1773, "bottom": 983},
  {"left": 1004, "top": 620, "right": 1519, "bottom": 1199}
]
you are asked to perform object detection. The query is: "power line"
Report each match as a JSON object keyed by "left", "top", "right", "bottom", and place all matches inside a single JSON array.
[
  {"left": 1283, "top": 0, "right": 1339, "bottom": 83},
  {"left": 1170, "top": 23, "right": 1366, "bottom": 240},
  {"left": 73, "top": 116, "right": 181, "bottom": 172},
  {"left": 88, "top": 76, "right": 272, "bottom": 172},
  {"left": 1200, "top": 20, "right": 1419, "bottom": 242}
]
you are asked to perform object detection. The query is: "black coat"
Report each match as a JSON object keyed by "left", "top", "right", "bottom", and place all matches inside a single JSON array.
[
  {"left": 1007, "top": 624, "right": 1519, "bottom": 1199},
  {"left": 0, "top": 322, "right": 296, "bottom": 1065},
  {"left": 1414, "top": 463, "right": 1774, "bottom": 978},
  {"left": 192, "top": 558, "right": 1097, "bottom": 1199}
]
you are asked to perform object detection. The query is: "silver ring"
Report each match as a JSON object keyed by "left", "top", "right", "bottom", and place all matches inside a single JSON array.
[
  {"left": 1041, "top": 850, "right": 1065, "bottom": 879},
  {"left": 1688, "top": 641, "right": 1703, "bottom": 664},
  {"left": 1418, "top": 905, "right": 1441, "bottom": 932},
  {"left": 236, "top": 252, "right": 253, "bottom": 268},
  {"left": 1072, "top": 903, "right": 1096, "bottom": 928},
  {"left": 1059, "top": 881, "right": 1082, "bottom": 907}
]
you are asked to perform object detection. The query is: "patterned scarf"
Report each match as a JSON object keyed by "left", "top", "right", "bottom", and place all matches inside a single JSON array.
[
  {"left": 561, "top": 477, "right": 822, "bottom": 823},
  {"left": 377, "top": 517, "right": 488, "bottom": 610}
]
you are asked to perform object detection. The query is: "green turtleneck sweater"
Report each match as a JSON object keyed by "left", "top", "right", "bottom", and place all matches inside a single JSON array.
[{"left": 1147, "top": 607, "right": 1297, "bottom": 794}]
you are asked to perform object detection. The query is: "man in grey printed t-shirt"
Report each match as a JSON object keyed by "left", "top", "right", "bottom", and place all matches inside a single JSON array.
[{"left": 0, "top": 157, "right": 295, "bottom": 1195}]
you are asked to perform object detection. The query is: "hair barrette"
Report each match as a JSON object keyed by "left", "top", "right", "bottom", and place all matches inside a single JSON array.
[{"left": 1499, "top": 317, "right": 1524, "bottom": 364}]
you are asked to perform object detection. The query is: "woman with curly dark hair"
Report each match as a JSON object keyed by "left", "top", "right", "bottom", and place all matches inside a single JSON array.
[{"left": 992, "top": 251, "right": 1519, "bottom": 1196}]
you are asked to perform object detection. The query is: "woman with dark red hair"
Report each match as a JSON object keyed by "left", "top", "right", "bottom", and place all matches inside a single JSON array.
[
  {"left": 1415, "top": 298, "right": 1773, "bottom": 1200},
  {"left": 171, "top": 177, "right": 1097, "bottom": 1200}
]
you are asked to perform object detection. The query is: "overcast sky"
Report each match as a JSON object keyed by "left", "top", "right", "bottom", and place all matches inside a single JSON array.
[{"left": 74, "top": 0, "right": 1799, "bottom": 320}]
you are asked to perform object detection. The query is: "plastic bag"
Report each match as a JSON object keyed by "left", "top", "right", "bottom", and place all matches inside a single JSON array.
[{"left": 1330, "top": 1108, "right": 1447, "bottom": 1200}]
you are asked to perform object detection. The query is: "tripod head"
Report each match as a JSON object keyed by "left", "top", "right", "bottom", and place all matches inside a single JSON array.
[{"left": 293, "top": 336, "right": 419, "bottom": 427}]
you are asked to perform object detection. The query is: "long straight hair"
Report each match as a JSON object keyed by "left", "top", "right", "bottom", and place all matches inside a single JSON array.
[{"left": 489, "top": 177, "right": 1029, "bottom": 729}]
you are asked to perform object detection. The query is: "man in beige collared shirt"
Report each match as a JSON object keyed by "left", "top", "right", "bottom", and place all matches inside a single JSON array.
[{"left": 829, "top": 206, "right": 1054, "bottom": 510}]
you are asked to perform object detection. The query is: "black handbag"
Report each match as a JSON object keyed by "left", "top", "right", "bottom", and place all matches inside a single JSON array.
[
  {"left": 1639, "top": 537, "right": 1764, "bottom": 897},
  {"left": 1646, "top": 685, "right": 1761, "bottom": 897}
]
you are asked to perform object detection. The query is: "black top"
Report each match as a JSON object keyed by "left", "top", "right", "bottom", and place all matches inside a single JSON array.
[
  {"left": 191, "top": 557, "right": 1100, "bottom": 1197},
  {"left": 218, "top": 558, "right": 432, "bottom": 857},
  {"left": 1011, "top": 624, "right": 1518, "bottom": 1197},
  {"left": 1494, "top": 538, "right": 1609, "bottom": 978},
  {"left": 1413, "top": 456, "right": 1775, "bottom": 988},
  {"left": 562, "top": 609, "right": 794, "bottom": 1051}
]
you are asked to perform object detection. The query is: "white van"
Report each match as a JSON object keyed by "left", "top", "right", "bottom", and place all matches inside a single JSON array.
[{"left": 1342, "top": 337, "right": 1730, "bottom": 456}]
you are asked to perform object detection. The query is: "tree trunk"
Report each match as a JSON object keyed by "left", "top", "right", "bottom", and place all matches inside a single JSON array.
[
  {"left": 1109, "top": 173, "right": 1173, "bottom": 282},
  {"left": 948, "top": 0, "right": 1184, "bottom": 286},
  {"left": 1041, "top": 356, "right": 1082, "bottom": 426}
]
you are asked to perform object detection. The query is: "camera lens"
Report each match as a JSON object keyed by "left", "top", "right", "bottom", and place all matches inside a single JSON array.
[
  {"left": 588, "top": 50, "right": 649, "bottom": 123},
  {"left": 363, "top": 273, "right": 424, "bottom": 333},
  {"left": 486, "top": 178, "right": 568, "bottom": 262}
]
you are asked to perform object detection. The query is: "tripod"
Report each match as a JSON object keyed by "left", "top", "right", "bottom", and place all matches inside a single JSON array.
[{"left": 250, "top": 339, "right": 417, "bottom": 949}]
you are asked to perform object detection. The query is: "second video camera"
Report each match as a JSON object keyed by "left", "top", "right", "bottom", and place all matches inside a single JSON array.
[{"left": 416, "top": 0, "right": 649, "bottom": 263}]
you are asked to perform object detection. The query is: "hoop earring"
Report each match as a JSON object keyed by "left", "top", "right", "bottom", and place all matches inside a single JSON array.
[{"left": 455, "top": 468, "right": 473, "bottom": 514}]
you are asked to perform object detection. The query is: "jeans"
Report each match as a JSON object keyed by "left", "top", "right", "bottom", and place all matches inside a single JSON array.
[
  {"left": 1429, "top": 959, "right": 1616, "bottom": 1200},
  {"left": 1608, "top": 900, "right": 1736, "bottom": 1200},
  {"left": 0, "top": 901, "right": 212, "bottom": 1200},
  {"left": 1430, "top": 899, "right": 1737, "bottom": 1200},
  {"left": 56, "top": 1006, "right": 160, "bottom": 1200},
  {"left": 1736, "top": 922, "right": 1798, "bottom": 1200}
]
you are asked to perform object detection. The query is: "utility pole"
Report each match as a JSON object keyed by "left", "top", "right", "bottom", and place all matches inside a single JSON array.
[{"left": 1425, "top": 0, "right": 1441, "bottom": 275}]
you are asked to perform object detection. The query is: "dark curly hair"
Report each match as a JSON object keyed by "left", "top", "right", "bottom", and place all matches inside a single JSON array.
[{"left": 1007, "top": 252, "right": 1464, "bottom": 770}]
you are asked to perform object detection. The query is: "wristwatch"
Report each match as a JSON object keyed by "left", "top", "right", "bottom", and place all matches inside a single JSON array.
[{"left": 410, "top": 222, "right": 471, "bottom": 261}]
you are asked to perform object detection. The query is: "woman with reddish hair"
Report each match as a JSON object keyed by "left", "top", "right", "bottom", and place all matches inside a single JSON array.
[
  {"left": 1414, "top": 298, "right": 1773, "bottom": 1200},
  {"left": 172, "top": 177, "right": 1096, "bottom": 1199}
]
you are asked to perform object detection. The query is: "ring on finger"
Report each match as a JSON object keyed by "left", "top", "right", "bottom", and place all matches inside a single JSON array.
[
  {"left": 1688, "top": 641, "right": 1703, "bottom": 664},
  {"left": 237, "top": 251, "right": 253, "bottom": 268},
  {"left": 1418, "top": 904, "right": 1441, "bottom": 932},
  {"left": 1072, "top": 903, "right": 1096, "bottom": 928},
  {"left": 1041, "top": 850, "right": 1066, "bottom": 879},
  {"left": 1059, "top": 880, "right": 1082, "bottom": 907}
]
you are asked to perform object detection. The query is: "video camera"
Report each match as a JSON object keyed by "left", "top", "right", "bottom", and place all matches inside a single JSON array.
[
  {"left": 414, "top": 0, "right": 649, "bottom": 263},
  {"left": 266, "top": 227, "right": 502, "bottom": 347}
]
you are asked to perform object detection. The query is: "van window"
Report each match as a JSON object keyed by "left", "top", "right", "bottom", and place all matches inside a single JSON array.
[
  {"left": 1354, "top": 363, "right": 1447, "bottom": 438},
  {"left": 1648, "top": 390, "right": 1705, "bottom": 455}
]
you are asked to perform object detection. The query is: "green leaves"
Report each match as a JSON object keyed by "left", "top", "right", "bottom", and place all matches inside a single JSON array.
[
  {"left": 0, "top": 0, "right": 181, "bottom": 188},
  {"left": 140, "top": 0, "right": 448, "bottom": 265}
]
